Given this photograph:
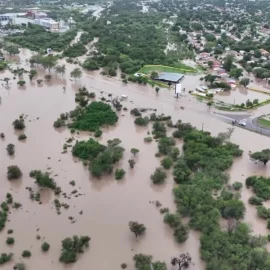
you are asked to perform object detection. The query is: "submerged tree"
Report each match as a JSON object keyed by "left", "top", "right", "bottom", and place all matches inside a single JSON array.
[
  {"left": 55, "top": 64, "right": 66, "bottom": 77},
  {"left": 129, "top": 221, "right": 146, "bottom": 238},
  {"left": 7, "top": 165, "right": 22, "bottom": 180},
  {"left": 171, "top": 253, "right": 193, "bottom": 270},
  {"left": 250, "top": 149, "right": 270, "bottom": 165},
  {"left": 70, "top": 68, "right": 82, "bottom": 81},
  {"left": 6, "top": 144, "right": 15, "bottom": 155}
]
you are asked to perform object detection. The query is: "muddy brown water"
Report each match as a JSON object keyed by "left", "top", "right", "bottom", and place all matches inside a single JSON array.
[{"left": 1, "top": 49, "right": 270, "bottom": 269}]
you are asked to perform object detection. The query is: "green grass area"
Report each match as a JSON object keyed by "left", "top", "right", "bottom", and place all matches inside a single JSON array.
[
  {"left": 137, "top": 64, "right": 197, "bottom": 75},
  {"left": 257, "top": 117, "right": 270, "bottom": 128}
]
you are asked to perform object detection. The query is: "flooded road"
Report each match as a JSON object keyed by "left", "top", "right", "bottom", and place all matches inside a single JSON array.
[{"left": 0, "top": 49, "right": 270, "bottom": 269}]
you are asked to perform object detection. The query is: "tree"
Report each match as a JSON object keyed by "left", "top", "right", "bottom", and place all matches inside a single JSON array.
[
  {"left": 229, "top": 68, "right": 243, "bottom": 79},
  {"left": 223, "top": 54, "right": 234, "bottom": 71},
  {"left": 3, "top": 78, "right": 10, "bottom": 85},
  {"left": 131, "top": 148, "right": 139, "bottom": 156},
  {"left": 128, "top": 159, "right": 136, "bottom": 168},
  {"left": 13, "top": 119, "right": 25, "bottom": 130},
  {"left": 171, "top": 253, "right": 193, "bottom": 270},
  {"left": 55, "top": 65, "right": 66, "bottom": 77},
  {"left": 115, "top": 168, "right": 125, "bottom": 180},
  {"left": 6, "top": 144, "right": 15, "bottom": 155},
  {"left": 59, "top": 236, "right": 90, "bottom": 264},
  {"left": 150, "top": 71, "right": 158, "bottom": 79},
  {"left": 129, "top": 221, "right": 146, "bottom": 238},
  {"left": 70, "top": 68, "right": 82, "bottom": 81},
  {"left": 29, "top": 69, "right": 38, "bottom": 81},
  {"left": 44, "top": 74, "right": 52, "bottom": 81},
  {"left": 250, "top": 149, "right": 270, "bottom": 165},
  {"left": 41, "top": 56, "right": 57, "bottom": 72},
  {"left": 41, "top": 242, "right": 50, "bottom": 252},
  {"left": 37, "top": 79, "right": 43, "bottom": 85},
  {"left": 155, "top": 87, "right": 160, "bottom": 94},
  {"left": 7, "top": 165, "right": 22, "bottom": 180},
  {"left": 161, "top": 157, "right": 173, "bottom": 169},
  {"left": 5, "top": 45, "right": 19, "bottom": 55},
  {"left": 151, "top": 167, "right": 167, "bottom": 184},
  {"left": 17, "top": 80, "right": 26, "bottom": 87},
  {"left": 207, "top": 101, "right": 213, "bottom": 108},
  {"left": 208, "top": 61, "right": 213, "bottom": 68},
  {"left": 239, "top": 78, "right": 250, "bottom": 88}
]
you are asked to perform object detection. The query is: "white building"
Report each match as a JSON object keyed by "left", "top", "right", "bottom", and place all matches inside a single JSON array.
[{"left": 33, "top": 18, "right": 59, "bottom": 31}]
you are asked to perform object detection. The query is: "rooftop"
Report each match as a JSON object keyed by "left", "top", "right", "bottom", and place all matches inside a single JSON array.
[{"left": 155, "top": 72, "right": 185, "bottom": 83}]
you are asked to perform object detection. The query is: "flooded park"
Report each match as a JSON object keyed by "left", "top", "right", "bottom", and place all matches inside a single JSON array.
[{"left": 1, "top": 48, "right": 270, "bottom": 270}]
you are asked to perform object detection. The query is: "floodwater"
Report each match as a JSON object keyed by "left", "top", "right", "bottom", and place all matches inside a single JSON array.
[
  {"left": 1, "top": 49, "right": 270, "bottom": 270},
  {"left": 216, "top": 87, "right": 270, "bottom": 105}
]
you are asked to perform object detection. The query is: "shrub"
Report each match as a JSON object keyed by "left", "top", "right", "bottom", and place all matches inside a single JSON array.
[
  {"left": 249, "top": 196, "right": 263, "bottom": 205},
  {"left": 0, "top": 253, "right": 13, "bottom": 265},
  {"left": 59, "top": 236, "right": 90, "bottom": 264},
  {"left": 13, "top": 119, "right": 25, "bottom": 130},
  {"left": 69, "top": 102, "right": 118, "bottom": 131},
  {"left": 144, "top": 137, "right": 153, "bottom": 142},
  {"left": 173, "top": 224, "right": 189, "bottom": 243},
  {"left": 121, "top": 263, "right": 127, "bottom": 269},
  {"left": 163, "top": 213, "right": 180, "bottom": 228},
  {"left": 22, "top": 250, "right": 31, "bottom": 257},
  {"left": 18, "top": 134, "right": 27, "bottom": 140},
  {"left": 7, "top": 229, "right": 13, "bottom": 234},
  {"left": 6, "top": 237, "right": 14, "bottom": 245},
  {"left": 115, "top": 169, "right": 126, "bottom": 180},
  {"left": 232, "top": 181, "right": 243, "bottom": 190},
  {"left": 41, "top": 242, "right": 50, "bottom": 252},
  {"left": 134, "top": 116, "right": 149, "bottom": 126},
  {"left": 161, "top": 157, "right": 173, "bottom": 169},
  {"left": 13, "top": 263, "right": 26, "bottom": 270},
  {"left": 151, "top": 167, "right": 167, "bottom": 184},
  {"left": 6, "top": 144, "right": 15, "bottom": 155},
  {"left": 53, "top": 118, "right": 65, "bottom": 128},
  {"left": 94, "top": 129, "right": 102, "bottom": 138},
  {"left": 13, "top": 263, "right": 25, "bottom": 270},
  {"left": 7, "top": 166, "right": 22, "bottom": 180}
]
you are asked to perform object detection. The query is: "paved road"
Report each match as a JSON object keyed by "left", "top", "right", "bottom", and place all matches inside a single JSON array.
[{"left": 213, "top": 112, "right": 270, "bottom": 137}]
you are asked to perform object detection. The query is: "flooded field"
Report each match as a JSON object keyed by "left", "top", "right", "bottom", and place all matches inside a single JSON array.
[
  {"left": 1, "top": 49, "right": 270, "bottom": 269},
  {"left": 216, "top": 87, "right": 270, "bottom": 105}
]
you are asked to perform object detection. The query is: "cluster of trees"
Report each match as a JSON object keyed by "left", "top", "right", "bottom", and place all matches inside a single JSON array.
[
  {"left": 246, "top": 176, "right": 270, "bottom": 200},
  {"left": 59, "top": 235, "right": 90, "bottom": 264},
  {"left": 72, "top": 138, "right": 125, "bottom": 178},
  {"left": 6, "top": 23, "right": 76, "bottom": 52},
  {"left": 63, "top": 42, "right": 87, "bottom": 58},
  {"left": 68, "top": 101, "right": 118, "bottom": 132},
  {"left": 29, "top": 170, "right": 57, "bottom": 190},
  {"left": 149, "top": 119, "right": 270, "bottom": 268}
]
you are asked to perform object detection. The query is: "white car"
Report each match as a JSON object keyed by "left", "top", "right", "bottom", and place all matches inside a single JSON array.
[{"left": 238, "top": 121, "right": 246, "bottom": 127}]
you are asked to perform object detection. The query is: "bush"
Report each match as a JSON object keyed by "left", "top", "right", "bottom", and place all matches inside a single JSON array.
[
  {"left": 0, "top": 253, "right": 13, "bottom": 265},
  {"left": 41, "top": 242, "right": 50, "bottom": 252},
  {"left": 6, "top": 237, "right": 14, "bottom": 245},
  {"left": 161, "top": 157, "right": 173, "bottom": 169},
  {"left": 13, "top": 119, "right": 25, "bottom": 130},
  {"left": 13, "top": 263, "right": 26, "bottom": 270},
  {"left": 249, "top": 196, "right": 263, "bottom": 205},
  {"left": 151, "top": 167, "right": 167, "bottom": 184},
  {"left": 94, "top": 129, "right": 102, "bottom": 138},
  {"left": 7, "top": 166, "right": 22, "bottom": 180},
  {"left": 115, "top": 169, "right": 126, "bottom": 180},
  {"left": 59, "top": 236, "right": 90, "bottom": 264},
  {"left": 6, "top": 144, "right": 15, "bottom": 155},
  {"left": 144, "top": 137, "right": 153, "bottom": 142},
  {"left": 152, "top": 122, "right": 167, "bottom": 138},
  {"left": 69, "top": 102, "right": 118, "bottom": 131},
  {"left": 173, "top": 224, "right": 189, "bottom": 243},
  {"left": 134, "top": 116, "right": 149, "bottom": 126},
  {"left": 22, "top": 250, "right": 31, "bottom": 257},
  {"left": 163, "top": 213, "right": 180, "bottom": 228},
  {"left": 232, "top": 181, "right": 243, "bottom": 190},
  {"left": 18, "top": 134, "right": 27, "bottom": 140}
]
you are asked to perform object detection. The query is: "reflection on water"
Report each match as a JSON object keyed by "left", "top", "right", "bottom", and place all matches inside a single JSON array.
[{"left": 1, "top": 49, "right": 270, "bottom": 270}]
